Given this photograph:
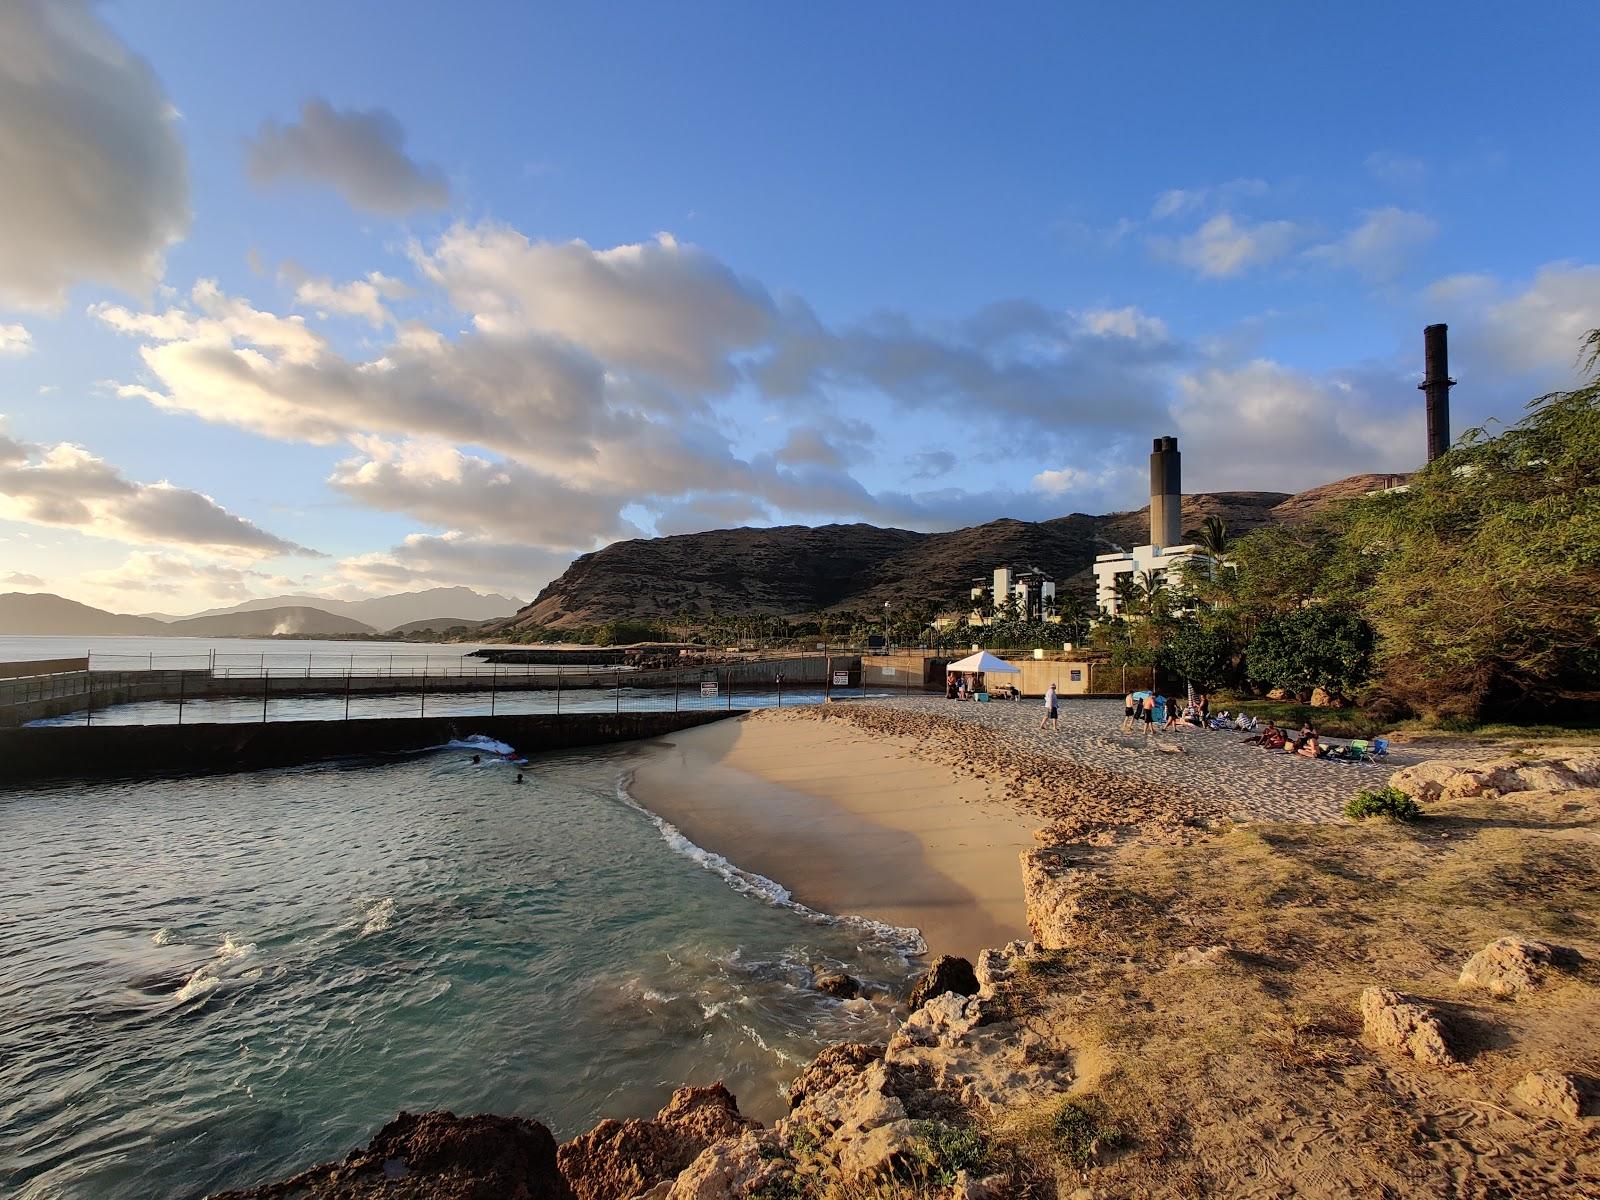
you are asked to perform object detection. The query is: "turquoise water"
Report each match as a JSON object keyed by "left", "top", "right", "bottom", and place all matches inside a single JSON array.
[{"left": 0, "top": 740, "right": 918, "bottom": 1199}]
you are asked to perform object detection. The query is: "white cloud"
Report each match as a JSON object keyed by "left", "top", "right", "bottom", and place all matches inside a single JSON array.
[
  {"left": 3, "top": 571, "right": 45, "bottom": 588},
  {"left": 1164, "top": 213, "right": 1305, "bottom": 278},
  {"left": 1306, "top": 207, "right": 1438, "bottom": 279},
  {"left": 0, "top": 0, "right": 189, "bottom": 307},
  {"left": 419, "top": 223, "right": 776, "bottom": 390},
  {"left": 0, "top": 422, "right": 317, "bottom": 557},
  {"left": 0, "top": 323, "right": 33, "bottom": 356},
  {"left": 246, "top": 98, "right": 450, "bottom": 215},
  {"left": 339, "top": 532, "right": 572, "bottom": 596},
  {"left": 1451, "top": 263, "right": 1600, "bottom": 378},
  {"left": 85, "top": 551, "right": 271, "bottom": 599},
  {"left": 1171, "top": 359, "right": 1421, "bottom": 491},
  {"left": 291, "top": 270, "right": 409, "bottom": 326}
]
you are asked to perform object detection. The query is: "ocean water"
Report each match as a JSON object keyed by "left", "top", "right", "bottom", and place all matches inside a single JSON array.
[{"left": 0, "top": 738, "right": 919, "bottom": 1200}]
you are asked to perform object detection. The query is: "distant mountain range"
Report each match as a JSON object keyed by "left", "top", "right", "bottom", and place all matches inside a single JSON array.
[
  {"left": 496, "top": 474, "right": 1402, "bottom": 630},
  {"left": 0, "top": 587, "right": 522, "bottom": 639}
]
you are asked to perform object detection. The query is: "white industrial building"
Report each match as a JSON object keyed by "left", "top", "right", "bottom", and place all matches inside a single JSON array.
[
  {"left": 970, "top": 565, "right": 1057, "bottom": 624},
  {"left": 1092, "top": 435, "right": 1205, "bottom": 615}
]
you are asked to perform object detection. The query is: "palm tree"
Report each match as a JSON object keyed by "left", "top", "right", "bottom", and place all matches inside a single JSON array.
[
  {"left": 1196, "top": 515, "right": 1230, "bottom": 560},
  {"left": 1055, "top": 592, "right": 1090, "bottom": 642},
  {"left": 1113, "top": 573, "right": 1141, "bottom": 616},
  {"left": 1135, "top": 568, "right": 1170, "bottom": 617}
]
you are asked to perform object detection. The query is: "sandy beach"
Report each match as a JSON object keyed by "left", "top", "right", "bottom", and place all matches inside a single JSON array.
[{"left": 628, "top": 709, "right": 1037, "bottom": 960}]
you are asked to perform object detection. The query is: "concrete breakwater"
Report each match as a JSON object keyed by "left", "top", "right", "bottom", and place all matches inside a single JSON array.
[{"left": 0, "top": 710, "right": 741, "bottom": 783}]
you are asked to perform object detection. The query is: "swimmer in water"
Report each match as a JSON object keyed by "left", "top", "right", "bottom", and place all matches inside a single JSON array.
[
  {"left": 470, "top": 754, "right": 481, "bottom": 764},
  {"left": 514, "top": 772, "right": 525, "bottom": 784}
]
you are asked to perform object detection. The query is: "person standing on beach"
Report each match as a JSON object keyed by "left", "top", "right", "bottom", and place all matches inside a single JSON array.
[
  {"left": 1122, "top": 691, "right": 1136, "bottom": 732},
  {"left": 1040, "top": 681, "right": 1059, "bottom": 730}
]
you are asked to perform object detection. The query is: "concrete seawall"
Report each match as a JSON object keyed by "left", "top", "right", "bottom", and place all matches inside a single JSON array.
[{"left": 0, "top": 710, "right": 743, "bottom": 784}]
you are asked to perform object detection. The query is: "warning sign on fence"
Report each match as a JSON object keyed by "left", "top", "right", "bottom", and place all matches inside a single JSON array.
[
  {"left": 832, "top": 672, "right": 849, "bottom": 686},
  {"left": 700, "top": 681, "right": 718, "bottom": 697}
]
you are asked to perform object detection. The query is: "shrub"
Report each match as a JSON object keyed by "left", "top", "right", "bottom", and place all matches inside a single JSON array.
[
  {"left": 1050, "top": 1098, "right": 1122, "bottom": 1168},
  {"left": 904, "top": 1120, "right": 991, "bottom": 1185},
  {"left": 1344, "top": 785, "right": 1422, "bottom": 822},
  {"left": 1246, "top": 606, "right": 1375, "bottom": 700}
]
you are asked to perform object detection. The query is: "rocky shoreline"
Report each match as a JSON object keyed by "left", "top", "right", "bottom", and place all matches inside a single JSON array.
[{"left": 212, "top": 751, "right": 1600, "bottom": 1199}]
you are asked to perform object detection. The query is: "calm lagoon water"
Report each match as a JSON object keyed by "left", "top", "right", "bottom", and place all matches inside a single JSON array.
[{"left": 0, "top": 739, "right": 918, "bottom": 1199}]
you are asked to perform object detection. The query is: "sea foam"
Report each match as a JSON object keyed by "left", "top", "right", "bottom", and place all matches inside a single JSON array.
[
  {"left": 615, "top": 773, "right": 926, "bottom": 959},
  {"left": 172, "top": 934, "right": 257, "bottom": 1005}
]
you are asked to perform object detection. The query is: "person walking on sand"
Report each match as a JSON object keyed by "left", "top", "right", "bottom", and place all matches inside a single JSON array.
[
  {"left": 1122, "top": 691, "right": 1136, "bottom": 732},
  {"left": 1040, "top": 681, "right": 1059, "bottom": 730}
]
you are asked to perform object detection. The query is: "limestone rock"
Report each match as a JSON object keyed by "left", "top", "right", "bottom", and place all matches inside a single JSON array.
[
  {"left": 207, "top": 1109, "right": 576, "bottom": 1199},
  {"left": 1021, "top": 847, "right": 1101, "bottom": 950},
  {"left": 1511, "top": 1070, "right": 1591, "bottom": 1123},
  {"left": 1458, "top": 936, "right": 1570, "bottom": 998},
  {"left": 892, "top": 991, "right": 984, "bottom": 1051},
  {"left": 558, "top": 1085, "right": 750, "bottom": 1200},
  {"left": 835, "top": 1117, "right": 920, "bottom": 1179},
  {"left": 666, "top": 1129, "right": 789, "bottom": 1199},
  {"left": 813, "top": 970, "right": 860, "bottom": 999},
  {"left": 1391, "top": 753, "right": 1600, "bottom": 803},
  {"left": 1308, "top": 686, "right": 1334, "bottom": 707},
  {"left": 907, "top": 954, "right": 979, "bottom": 1011},
  {"left": 786, "top": 1042, "right": 885, "bottom": 1113},
  {"left": 1359, "top": 986, "right": 1457, "bottom": 1067},
  {"left": 949, "top": 1171, "right": 1011, "bottom": 1200}
]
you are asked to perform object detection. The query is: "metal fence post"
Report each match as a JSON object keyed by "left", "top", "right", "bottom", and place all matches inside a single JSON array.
[
  {"left": 556, "top": 666, "right": 562, "bottom": 715},
  {"left": 490, "top": 666, "right": 497, "bottom": 716},
  {"left": 177, "top": 671, "right": 185, "bottom": 725},
  {"left": 420, "top": 672, "right": 427, "bottom": 717},
  {"left": 85, "top": 670, "right": 93, "bottom": 726},
  {"left": 262, "top": 672, "right": 269, "bottom": 723},
  {"left": 345, "top": 670, "right": 353, "bottom": 720}
]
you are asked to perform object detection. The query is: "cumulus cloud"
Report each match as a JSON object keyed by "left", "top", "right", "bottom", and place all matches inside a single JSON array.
[
  {"left": 1162, "top": 213, "right": 1305, "bottom": 279},
  {"left": 328, "top": 438, "right": 638, "bottom": 549},
  {"left": 0, "top": 323, "right": 33, "bottom": 356},
  {"left": 339, "top": 531, "right": 572, "bottom": 595},
  {"left": 0, "top": 423, "right": 318, "bottom": 556},
  {"left": 1435, "top": 263, "right": 1600, "bottom": 381},
  {"left": 1306, "top": 207, "right": 1438, "bottom": 278},
  {"left": 290, "top": 269, "right": 409, "bottom": 326},
  {"left": 1171, "top": 359, "right": 1422, "bottom": 492},
  {"left": 0, "top": 0, "right": 189, "bottom": 307},
  {"left": 652, "top": 493, "right": 774, "bottom": 537},
  {"left": 246, "top": 98, "right": 449, "bottom": 214},
  {"left": 85, "top": 551, "right": 271, "bottom": 599},
  {"left": 754, "top": 298, "right": 1178, "bottom": 432},
  {"left": 419, "top": 224, "right": 776, "bottom": 389}
]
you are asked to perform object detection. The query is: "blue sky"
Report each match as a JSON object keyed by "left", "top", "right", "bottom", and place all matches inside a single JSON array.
[{"left": 1, "top": 0, "right": 1596, "bottom": 611}]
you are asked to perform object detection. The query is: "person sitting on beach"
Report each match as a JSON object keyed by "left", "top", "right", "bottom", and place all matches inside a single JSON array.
[
  {"left": 1180, "top": 702, "right": 1202, "bottom": 727},
  {"left": 1296, "top": 733, "right": 1322, "bottom": 759},
  {"left": 1247, "top": 721, "right": 1284, "bottom": 748}
]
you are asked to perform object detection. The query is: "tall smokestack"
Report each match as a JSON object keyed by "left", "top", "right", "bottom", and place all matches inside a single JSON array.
[
  {"left": 1149, "top": 435, "right": 1181, "bottom": 548},
  {"left": 1420, "top": 323, "right": 1454, "bottom": 462}
]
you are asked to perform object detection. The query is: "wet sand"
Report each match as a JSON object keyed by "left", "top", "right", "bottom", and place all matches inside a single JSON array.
[{"left": 629, "top": 710, "right": 1037, "bottom": 960}]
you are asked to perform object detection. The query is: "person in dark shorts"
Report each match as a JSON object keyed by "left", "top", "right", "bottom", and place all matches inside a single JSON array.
[{"left": 1039, "top": 682, "right": 1059, "bottom": 730}]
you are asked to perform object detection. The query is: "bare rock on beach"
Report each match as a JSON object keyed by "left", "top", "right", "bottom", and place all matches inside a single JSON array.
[
  {"left": 1458, "top": 936, "right": 1576, "bottom": 998},
  {"left": 206, "top": 1109, "right": 576, "bottom": 1199},
  {"left": 1359, "top": 986, "right": 1457, "bottom": 1067},
  {"left": 907, "top": 954, "right": 980, "bottom": 1011},
  {"left": 1512, "top": 1070, "right": 1594, "bottom": 1123},
  {"left": 813, "top": 969, "right": 861, "bottom": 999},
  {"left": 1390, "top": 753, "right": 1600, "bottom": 803},
  {"left": 665, "top": 1128, "right": 789, "bottom": 1199},
  {"left": 557, "top": 1085, "right": 750, "bottom": 1200}
]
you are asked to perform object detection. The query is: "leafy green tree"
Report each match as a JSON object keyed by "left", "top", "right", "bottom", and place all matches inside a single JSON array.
[
  {"left": 1161, "top": 620, "right": 1236, "bottom": 692},
  {"left": 1337, "top": 333, "right": 1600, "bottom": 717},
  {"left": 1194, "top": 515, "right": 1231, "bottom": 559},
  {"left": 1245, "top": 606, "right": 1375, "bottom": 700}
]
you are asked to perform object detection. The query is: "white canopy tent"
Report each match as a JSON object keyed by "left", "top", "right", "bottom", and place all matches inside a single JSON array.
[{"left": 945, "top": 650, "right": 1021, "bottom": 675}]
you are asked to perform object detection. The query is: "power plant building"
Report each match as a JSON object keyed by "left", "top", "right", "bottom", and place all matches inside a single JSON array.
[{"left": 1092, "top": 436, "right": 1202, "bottom": 616}]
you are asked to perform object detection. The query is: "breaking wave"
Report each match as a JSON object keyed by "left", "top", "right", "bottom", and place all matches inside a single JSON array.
[
  {"left": 172, "top": 934, "right": 257, "bottom": 1006},
  {"left": 614, "top": 772, "right": 926, "bottom": 959}
]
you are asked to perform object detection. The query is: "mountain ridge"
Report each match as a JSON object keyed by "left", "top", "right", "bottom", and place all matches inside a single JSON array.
[{"left": 502, "top": 474, "right": 1400, "bottom": 630}]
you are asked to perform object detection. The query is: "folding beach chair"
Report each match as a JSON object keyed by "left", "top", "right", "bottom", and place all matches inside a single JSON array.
[
  {"left": 1345, "top": 739, "right": 1376, "bottom": 764},
  {"left": 1372, "top": 738, "right": 1390, "bottom": 759}
]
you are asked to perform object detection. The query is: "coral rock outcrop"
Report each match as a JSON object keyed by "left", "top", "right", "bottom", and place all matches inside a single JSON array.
[
  {"left": 208, "top": 1110, "right": 576, "bottom": 1200},
  {"left": 557, "top": 1085, "right": 750, "bottom": 1200},
  {"left": 1458, "top": 936, "right": 1574, "bottom": 998},
  {"left": 1359, "top": 986, "right": 1457, "bottom": 1067}
]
